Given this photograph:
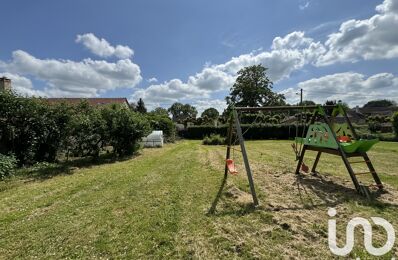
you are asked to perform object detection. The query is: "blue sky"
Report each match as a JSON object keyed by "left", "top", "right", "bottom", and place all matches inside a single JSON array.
[{"left": 1, "top": 0, "right": 398, "bottom": 112}]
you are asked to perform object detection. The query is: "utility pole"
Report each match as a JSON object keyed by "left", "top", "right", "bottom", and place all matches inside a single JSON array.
[
  {"left": 300, "top": 88, "right": 303, "bottom": 105},
  {"left": 296, "top": 88, "right": 303, "bottom": 105}
]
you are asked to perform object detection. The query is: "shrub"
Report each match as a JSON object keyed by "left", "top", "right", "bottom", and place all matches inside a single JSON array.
[
  {"left": 146, "top": 113, "right": 176, "bottom": 142},
  {"left": 0, "top": 154, "right": 18, "bottom": 179},
  {"left": 102, "top": 105, "right": 150, "bottom": 156},
  {"left": 67, "top": 102, "right": 107, "bottom": 159},
  {"left": 393, "top": 112, "right": 398, "bottom": 137},
  {"left": 35, "top": 102, "right": 73, "bottom": 162},
  {"left": 0, "top": 92, "right": 152, "bottom": 165},
  {"left": 368, "top": 121, "right": 382, "bottom": 133},
  {"left": 203, "top": 134, "right": 225, "bottom": 145},
  {"left": 0, "top": 92, "right": 66, "bottom": 165}
]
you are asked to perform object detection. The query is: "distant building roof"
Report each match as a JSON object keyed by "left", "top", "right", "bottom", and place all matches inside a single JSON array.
[
  {"left": 358, "top": 106, "right": 398, "bottom": 115},
  {"left": 45, "top": 98, "right": 130, "bottom": 107}
]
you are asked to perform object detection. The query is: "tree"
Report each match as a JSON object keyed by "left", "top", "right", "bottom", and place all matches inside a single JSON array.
[
  {"left": 363, "top": 99, "right": 396, "bottom": 108},
  {"left": 201, "top": 108, "right": 219, "bottom": 121},
  {"left": 393, "top": 112, "right": 398, "bottom": 137},
  {"left": 151, "top": 107, "right": 169, "bottom": 117},
  {"left": 168, "top": 102, "right": 197, "bottom": 122},
  {"left": 226, "top": 64, "right": 285, "bottom": 107},
  {"left": 146, "top": 113, "right": 176, "bottom": 142},
  {"left": 301, "top": 100, "right": 316, "bottom": 106},
  {"left": 136, "top": 98, "right": 147, "bottom": 113},
  {"left": 324, "top": 100, "right": 349, "bottom": 115}
]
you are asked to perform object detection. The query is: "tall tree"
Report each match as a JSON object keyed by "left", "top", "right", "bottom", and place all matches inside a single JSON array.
[
  {"left": 151, "top": 107, "right": 169, "bottom": 117},
  {"left": 226, "top": 64, "right": 285, "bottom": 107},
  {"left": 168, "top": 102, "right": 197, "bottom": 122},
  {"left": 136, "top": 98, "right": 147, "bottom": 113},
  {"left": 201, "top": 108, "right": 219, "bottom": 121},
  {"left": 300, "top": 100, "right": 316, "bottom": 106},
  {"left": 363, "top": 99, "right": 396, "bottom": 108},
  {"left": 393, "top": 112, "right": 398, "bottom": 137}
]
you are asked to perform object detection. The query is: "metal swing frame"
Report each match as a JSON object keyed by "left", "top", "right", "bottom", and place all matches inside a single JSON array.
[{"left": 216, "top": 104, "right": 383, "bottom": 209}]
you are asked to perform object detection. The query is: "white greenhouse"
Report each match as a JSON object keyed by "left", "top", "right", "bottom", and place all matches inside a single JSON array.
[{"left": 142, "top": 130, "right": 164, "bottom": 148}]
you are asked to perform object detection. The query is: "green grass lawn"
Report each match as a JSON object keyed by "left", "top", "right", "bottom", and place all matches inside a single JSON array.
[{"left": 1, "top": 141, "right": 397, "bottom": 259}]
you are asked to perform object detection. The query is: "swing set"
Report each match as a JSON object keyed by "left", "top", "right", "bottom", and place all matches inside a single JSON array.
[{"left": 220, "top": 104, "right": 383, "bottom": 208}]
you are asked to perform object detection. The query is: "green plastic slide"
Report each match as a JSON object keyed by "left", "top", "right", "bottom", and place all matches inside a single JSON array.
[
  {"left": 340, "top": 139, "right": 379, "bottom": 153},
  {"left": 296, "top": 137, "right": 379, "bottom": 153}
]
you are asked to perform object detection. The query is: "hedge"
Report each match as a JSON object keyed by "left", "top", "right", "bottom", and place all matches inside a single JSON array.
[
  {"left": 181, "top": 124, "right": 306, "bottom": 140},
  {"left": 0, "top": 153, "right": 18, "bottom": 179},
  {"left": 146, "top": 114, "right": 176, "bottom": 143},
  {"left": 0, "top": 91, "right": 151, "bottom": 165}
]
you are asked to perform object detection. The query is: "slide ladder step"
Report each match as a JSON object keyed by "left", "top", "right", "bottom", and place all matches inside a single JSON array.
[
  {"left": 354, "top": 171, "right": 375, "bottom": 175},
  {"left": 349, "top": 160, "right": 370, "bottom": 164}
]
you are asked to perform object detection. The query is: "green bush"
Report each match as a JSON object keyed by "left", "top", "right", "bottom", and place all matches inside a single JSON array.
[
  {"left": 393, "top": 112, "right": 398, "bottom": 137},
  {"left": 0, "top": 154, "right": 18, "bottom": 179},
  {"left": 67, "top": 102, "right": 107, "bottom": 158},
  {"left": 202, "top": 134, "right": 225, "bottom": 145},
  {"left": 102, "top": 105, "right": 150, "bottom": 156},
  {"left": 0, "top": 92, "right": 70, "bottom": 164},
  {"left": 146, "top": 113, "right": 176, "bottom": 142},
  {"left": 0, "top": 92, "right": 152, "bottom": 166},
  {"left": 368, "top": 121, "right": 382, "bottom": 133}
]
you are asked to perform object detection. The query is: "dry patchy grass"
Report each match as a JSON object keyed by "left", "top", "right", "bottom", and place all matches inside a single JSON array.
[{"left": 0, "top": 140, "right": 397, "bottom": 259}]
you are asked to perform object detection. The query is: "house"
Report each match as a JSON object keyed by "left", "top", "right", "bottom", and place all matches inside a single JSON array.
[
  {"left": 0, "top": 77, "right": 131, "bottom": 108},
  {"left": 335, "top": 109, "right": 367, "bottom": 124},
  {"left": 0, "top": 77, "right": 12, "bottom": 92},
  {"left": 357, "top": 106, "right": 398, "bottom": 117},
  {"left": 45, "top": 98, "right": 130, "bottom": 108}
]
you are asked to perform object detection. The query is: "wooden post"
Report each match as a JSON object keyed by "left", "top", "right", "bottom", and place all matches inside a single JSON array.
[
  {"left": 311, "top": 152, "right": 322, "bottom": 173},
  {"left": 294, "top": 146, "right": 307, "bottom": 175},
  {"left": 233, "top": 109, "right": 259, "bottom": 206},
  {"left": 362, "top": 152, "right": 383, "bottom": 189}
]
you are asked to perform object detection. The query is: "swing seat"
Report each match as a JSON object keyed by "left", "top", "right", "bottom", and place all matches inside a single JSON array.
[{"left": 226, "top": 159, "right": 238, "bottom": 175}]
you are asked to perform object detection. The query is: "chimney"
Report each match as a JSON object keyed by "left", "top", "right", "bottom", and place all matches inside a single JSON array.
[{"left": 0, "top": 77, "right": 11, "bottom": 92}]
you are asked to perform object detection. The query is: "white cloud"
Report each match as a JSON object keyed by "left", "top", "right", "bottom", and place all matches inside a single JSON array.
[
  {"left": 135, "top": 0, "right": 398, "bottom": 106},
  {"left": 281, "top": 72, "right": 398, "bottom": 106},
  {"left": 299, "top": 1, "right": 310, "bottom": 10},
  {"left": 187, "top": 67, "right": 235, "bottom": 91},
  {"left": 131, "top": 79, "right": 209, "bottom": 105},
  {"left": 76, "top": 33, "right": 134, "bottom": 59},
  {"left": 0, "top": 72, "right": 46, "bottom": 97},
  {"left": 147, "top": 77, "right": 158, "bottom": 83},
  {"left": 3, "top": 0, "right": 398, "bottom": 106},
  {"left": 133, "top": 31, "right": 324, "bottom": 104},
  {"left": 317, "top": 0, "right": 398, "bottom": 65},
  {"left": 1, "top": 50, "right": 142, "bottom": 97},
  {"left": 213, "top": 32, "right": 325, "bottom": 83},
  {"left": 193, "top": 99, "right": 227, "bottom": 115}
]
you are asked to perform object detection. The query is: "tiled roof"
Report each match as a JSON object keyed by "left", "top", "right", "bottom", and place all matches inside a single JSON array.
[{"left": 45, "top": 98, "right": 129, "bottom": 106}]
